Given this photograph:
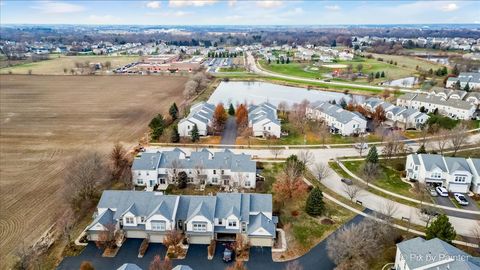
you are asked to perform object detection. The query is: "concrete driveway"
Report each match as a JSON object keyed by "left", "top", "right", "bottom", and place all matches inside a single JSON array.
[
  {"left": 57, "top": 214, "right": 367, "bottom": 270},
  {"left": 220, "top": 116, "right": 237, "bottom": 146}
]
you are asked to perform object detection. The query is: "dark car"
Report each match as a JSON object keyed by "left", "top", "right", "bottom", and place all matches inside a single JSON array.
[{"left": 341, "top": 178, "right": 353, "bottom": 185}]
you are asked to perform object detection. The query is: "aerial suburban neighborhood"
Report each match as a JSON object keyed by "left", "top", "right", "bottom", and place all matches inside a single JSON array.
[{"left": 1, "top": 1, "right": 480, "bottom": 270}]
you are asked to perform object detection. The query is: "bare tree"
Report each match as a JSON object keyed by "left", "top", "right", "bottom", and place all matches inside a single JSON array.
[
  {"left": 449, "top": 124, "right": 468, "bottom": 156},
  {"left": 163, "top": 230, "right": 183, "bottom": 256},
  {"left": 291, "top": 100, "right": 310, "bottom": 134},
  {"left": 317, "top": 122, "right": 331, "bottom": 146},
  {"left": 270, "top": 148, "right": 284, "bottom": 159},
  {"left": 379, "top": 199, "right": 398, "bottom": 222},
  {"left": 63, "top": 151, "right": 107, "bottom": 212},
  {"left": 313, "top": 162, "right": 331, "bottom": 181},
  {"left": 298, "top": 149, "right": 314, "bottom": 168},
  {"left": 56, "top": 209, "right": 75, "bottom": 243},
  {"left": 167, "top": 160, "right": 182, "bottom": 183},
  {"left": 95, "top": 223, "right": 118, "bottom": 250},
  {"left": 109, "top": 142, "right": 131, "bottom": 185},
  {"left": 273, "top": 162, "right": 308, "bottom": 203},
  {"left": 13, "top": 242, "right": 37, "bottom": 270},
  {"left": 343, "top": 183, "right": 361, "bottom": 202},
  {"left": 277, "top": 101, "right": 289, "bottom": 119},
  {"left": 435, "top": 129, "right": 450, "bottom": 155},
  {"left": 149, "top": 255, "right": 172, "bottom": 270},
  {"left": 284, "top": 261, "right": 303, "bottom": 270},
  {"left": 417, "top": 205, "right": 438, "bottom": 228},
  {"left": 355, "top": 135, "right": 368, "bottom": 157},
  {"left": 471, "top": 221, "right": 480, "bottom": 247},
  {"left": 193, "top": 163, "right": 206, "bottom": 185},
  {"left": 382, "top": 131, "right": 405, "bottom": 160}
]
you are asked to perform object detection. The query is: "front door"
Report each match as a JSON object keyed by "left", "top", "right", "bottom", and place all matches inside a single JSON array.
[{"left": 149, "top": 180, "right": 155, "bottom": 187}]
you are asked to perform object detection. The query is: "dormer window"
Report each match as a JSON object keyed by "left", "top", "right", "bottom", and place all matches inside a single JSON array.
[
  {"left": 228, "top": 220, "right": 237, "bottom": 227},
  {"left": 125, "top": 216, "right": 134, "bottom": 224}
]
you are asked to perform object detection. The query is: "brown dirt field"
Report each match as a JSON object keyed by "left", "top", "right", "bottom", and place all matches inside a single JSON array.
[{"left": 0, "top": 75, "right": 187, "bottom": 267}]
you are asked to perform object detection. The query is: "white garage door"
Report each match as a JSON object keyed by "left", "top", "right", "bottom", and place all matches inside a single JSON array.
[
  {"left": 249, "top": 237, "right": 273, "bottom": 247},
  {"left": 88, "top": 233, "right": 100, "bottom": 241},
  {"left": 149, "top": 234, "right": 165, "bottom": 243},
  {"left": 188, "top": 235, "right": 212, "bottom": 244},
  {"left": 448, "top": 183, "right": 469, "bottom": 193},
  {"left": 126, "top": 230, "right": 147, "bottom": 239}
]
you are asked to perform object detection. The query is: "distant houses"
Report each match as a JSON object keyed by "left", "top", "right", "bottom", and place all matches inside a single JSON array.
[
  {"left": 405, "top": 153, "right": 479, "bottom": 194},
  {"left": 446, "top": 72, "right": 480, "bottom": 90},
  {"left": 178, "top": 102, "right": 281, "bottom": 139},
  {"left": 86, "top": 190, "right": 277, "bottom": 247},
  {"left": 396, "top": 92, "right": 476, "bottom": 120},
  {"left": 306, "top": 101, "right": 367, "bottom": 136},
  {"left": 394, "top": 237, "right": 480, "bottom": 270},
  {"left": 248, "top": 102, "right": 281, "bottom": 138},
  {"left": 363, "top": 97, "right": 429, "bottom": 130},
  {"left": 132, "top": 148, "right": 257, "bottom": 190}
]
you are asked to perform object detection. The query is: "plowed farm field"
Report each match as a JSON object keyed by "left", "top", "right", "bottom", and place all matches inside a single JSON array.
[{"left": 0, "top": 75, "right": 187, "bottom": 266}]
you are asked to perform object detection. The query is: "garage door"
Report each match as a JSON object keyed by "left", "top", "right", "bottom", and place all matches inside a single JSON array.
[
  {"left": 126, "top": 230, "right": 147, "bottom": 239},
  {"left": 188, "top": 235, "right": 212, "bottom": 244},
  {"left": 249, "top": 237, "right": 273, "bottom": 247},
  {"left": 88, "top": 233, "right": 100, "bottom": 241},
  {"left": 149, "top": 234, "right": 165, "bottom": 243},
  {"left": 448, "top": 183, "right": 468, "bottom": 193}
]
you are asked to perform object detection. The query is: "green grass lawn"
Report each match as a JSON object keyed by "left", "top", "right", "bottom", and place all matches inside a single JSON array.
[
  {"left": 218, "top": 66, "right": 246, "bottom": 72},
  {"left": 343, "top": 160, "right": 413, "bottom": 197}
]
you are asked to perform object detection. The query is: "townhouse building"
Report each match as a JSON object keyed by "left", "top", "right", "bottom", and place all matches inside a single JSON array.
[
  {"left": 405, "top": 154, "right": 479, "bottom": 194},
  {"left": 306, "top": 101, "right": 367, "bottom": 136},
  {"left": 446, "top": 72, "right": 480, "bottom": 90},
  {"left": 363, "top": 98, "right": 429, "bottom": 130},
  {"left": 132, "top": 148, "right": 257, "bottom": 190},
  {"left": 248, "top": 102, "right": 281, "bottom": 138},
  {"left": 396, "top": 93, "right": 475, "bottom": 120},
  {"left": 86, "top": 191, "right": 277, "bottom": 247},
  {"left": 178, "top": 102, "right": 215, "bottom": 137},
  {"left": 394, "top": 237, "right": 480, "bottom": 270}
]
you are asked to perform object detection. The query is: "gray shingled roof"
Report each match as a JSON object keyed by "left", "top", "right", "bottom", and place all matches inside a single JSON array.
[
  {"left": 310, "top": 102, "right": 366, "bottom": 124},
  {"left": 86, "top": 208, "right": 114, "bottom": 230},
  {"left": 397, "top": 93, "right": 475, "bottom": 110},
  {"left": 444, "top": 156, "right": 471, "bottom": 173},
  {"left": 397, "top": 237, "right": 480, "bottom": 270},
  {"left": 248, "top": 212, "right": 276, "bottom": 236},
  {"left": 248, "top": 102, "right": 280, "bottom": 126},
  {"left": 419, "top": 154, "right": 447, "bottom": 171},
  {"left": 117, "top": 263, "right": 143, "bottom": 270},
  {"left": 132, "top": 152, "right": 161, "bottom": 170}
]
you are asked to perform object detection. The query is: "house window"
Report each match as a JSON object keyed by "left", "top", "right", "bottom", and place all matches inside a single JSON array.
[
  {"left": 228, "top": 220, "right": 237, "bottom": 227},
  {"left": 245, "top": 181, "right": 250, "bottom": 187},
  {"left": 192, "top": 222, "right": 207, "bottom": 232},
  {"left": 454, "top": 176, "right": 466, "bottom": 182},
  {"left": 138, "top": 172, "right": 141, "bottom": 176},
  {"left": 241, "top": 222, "right": 247, "bottom": 233},
  {"left": 160, "top": 178, "right": 166, "bottom": 184},
  {"left": 151, "top": 221, "right": 166, "bottom": 231},
  {"left": 213, "top": 170, "right": 216, "bottom": 175},
  {"left": 137, "top": 179, "right": 144, "bottom": 185},
  {"left": 430, "top": 172, "right": 442, "bottom": 179},
  {"left": 212, "top": 177, "right": 218, "bottom": 183},
  {"left": 221, "top": 170, "right": 225, "bottom": 175},
  {"left": 125, "top": 217, "right": 135, "bottom": 224},
  {"left": 140, "top": 217, "right": 146, "bottom": 223},
  {"left": 218, "top": 219, "right": 223, "bottom": 225}
]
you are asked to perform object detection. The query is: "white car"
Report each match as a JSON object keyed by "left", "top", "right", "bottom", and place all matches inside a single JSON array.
[
  {"left": 354, "top": 143, "right": 368, "bottom": 150},
  {"left": 435, "top": 186, "right": 448, "bottom": 197},
  {"left": 453, "top": 193, "right": 469, "bottom": 206}
]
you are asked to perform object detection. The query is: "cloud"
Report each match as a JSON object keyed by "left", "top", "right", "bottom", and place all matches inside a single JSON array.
[
  {"left": 88, "top": 14, "right": 120, "bottom": 24},
  {"left": 284, "top": 7, "right": 303, "bottom": 16},
  {"left": 256, "top": 0, "right": 282, "bottom": 8},
  {"left": 325, "top": 5, "right": 341, "bottom": 11},
  {"left": 169, "top": 0, "right": 217, "bottom": 7},
  {"left": 228, "top": 0, "right": 237, "bottom": 7},
  {"left": 146, "top": 1, "right": 161, "bottom": 9},
  {"left": 440, "top": 3, "right": 458, "bottom": 12},
  {"left": 31, "top": 1, "right": 85, "bottom": 14},
  {"left": 146, "top": 10, "right": 192, "bottom": 17}
]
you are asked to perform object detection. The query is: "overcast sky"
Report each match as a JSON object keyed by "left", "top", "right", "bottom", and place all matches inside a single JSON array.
[{"left": 1, "top": 0, "right": 479, "bottom": 25}]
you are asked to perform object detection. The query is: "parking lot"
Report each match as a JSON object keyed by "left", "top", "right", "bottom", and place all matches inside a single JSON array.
[
  {"left": 432, "top": 192, "right": 480, "bottom": 214},
  {"left": 205, "top": 58, "right": 233, "bottom": 72}
]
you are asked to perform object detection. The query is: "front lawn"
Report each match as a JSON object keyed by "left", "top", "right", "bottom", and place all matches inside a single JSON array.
[{"left": 342, "top": 159, "right": 414, "bottom": 198}]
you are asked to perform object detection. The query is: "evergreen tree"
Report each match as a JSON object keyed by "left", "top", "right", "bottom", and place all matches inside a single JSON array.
[
  {"left": 464, "top": 83, "right": 470, "bottom": 92},
  {"left": 331, "top": 40, "right": 337, "bottom": 47},
  {"left": 286, "top": 57, "right": 290, "bottom": 64},
  {"left": 170, "top": 125, "right": 180, "bottom": 143},
  {"left": 228, "top": 103, "right": 235, "bottom": 116},
  {"left": 375, "top": 72, "right": 380, "bottom": 78},
  {"left": 416, "top": 144, "right": 426, "bottom": 154},
  {"left": 177, "top": 171, "right": 188, "bottom": 189},
  {"left": 441, "top": 66, "right": 448, "bottom": 76},
  {"left": 169, "top": 103, "right": 179, "bottom": 120},
  {"left": 339, "top": 98, "right": 347, "bottom": 109},
  {"left": 380, "top": 71, "right": 385, "bottom": 77},
  {"left": 191, "top": 124, "right": 200, "bottom": 142},
  {"left": 305, "top": 187, "right": 325, "bottom": 216},
  {"left": 428, "top": 68, "right": 433, "bottom": 75},
  {"left": 365, "top": 146, "right": 379, "bottom": 164},
  {"left": 148, "top": 114, "right": 165, "bottom": 141},
  {"left": 276, "top": 59, "right": 280, "bottom": 64},
  {"left": 452, "top": 64, "right": 459, "bottom": 76},
  {"left": 426, "top": 214, "right": 456, "bottom": 243},
  {"left": 454, "top": 80, "right": 461, "bottom": 90}
]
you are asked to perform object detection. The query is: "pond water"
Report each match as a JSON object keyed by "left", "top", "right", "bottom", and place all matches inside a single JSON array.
[{"left": 207, "top": 81, "right": 363, "bottom": 106}]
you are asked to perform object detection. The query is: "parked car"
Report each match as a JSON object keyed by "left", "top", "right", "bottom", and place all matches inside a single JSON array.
[
  {"left": 453, "top": 193, "right": 469, "bottom": 206},
  {"left": 341, "top": 178, "right": 353, "bottom": 185},
  {"left": 428, "top": 187, "right": 438, "bottom": 197},
  {"left": 435, "top": 186, "right": 448, "bottom": 197},
  {"left": 420, "top": 207, "right": 439, "bottom": 216},
  {"left": 354, "top": 143, "right": 368, "bottom": 150}
]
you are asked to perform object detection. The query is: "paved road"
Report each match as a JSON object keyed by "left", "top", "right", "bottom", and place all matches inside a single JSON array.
[
  {"left": 245, "top": 52, "right": 416, "bottom": 93},
  {"left": 57, "top": 213, "right": 368, "bottom": 270},
  {"left": 220, "top": 117, "right": 237, "bottom": 146}
]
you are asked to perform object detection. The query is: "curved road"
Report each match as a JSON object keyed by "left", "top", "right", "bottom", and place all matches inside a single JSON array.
[{"left": 245, "top": 51, "right": 417, "bottom": 93}]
